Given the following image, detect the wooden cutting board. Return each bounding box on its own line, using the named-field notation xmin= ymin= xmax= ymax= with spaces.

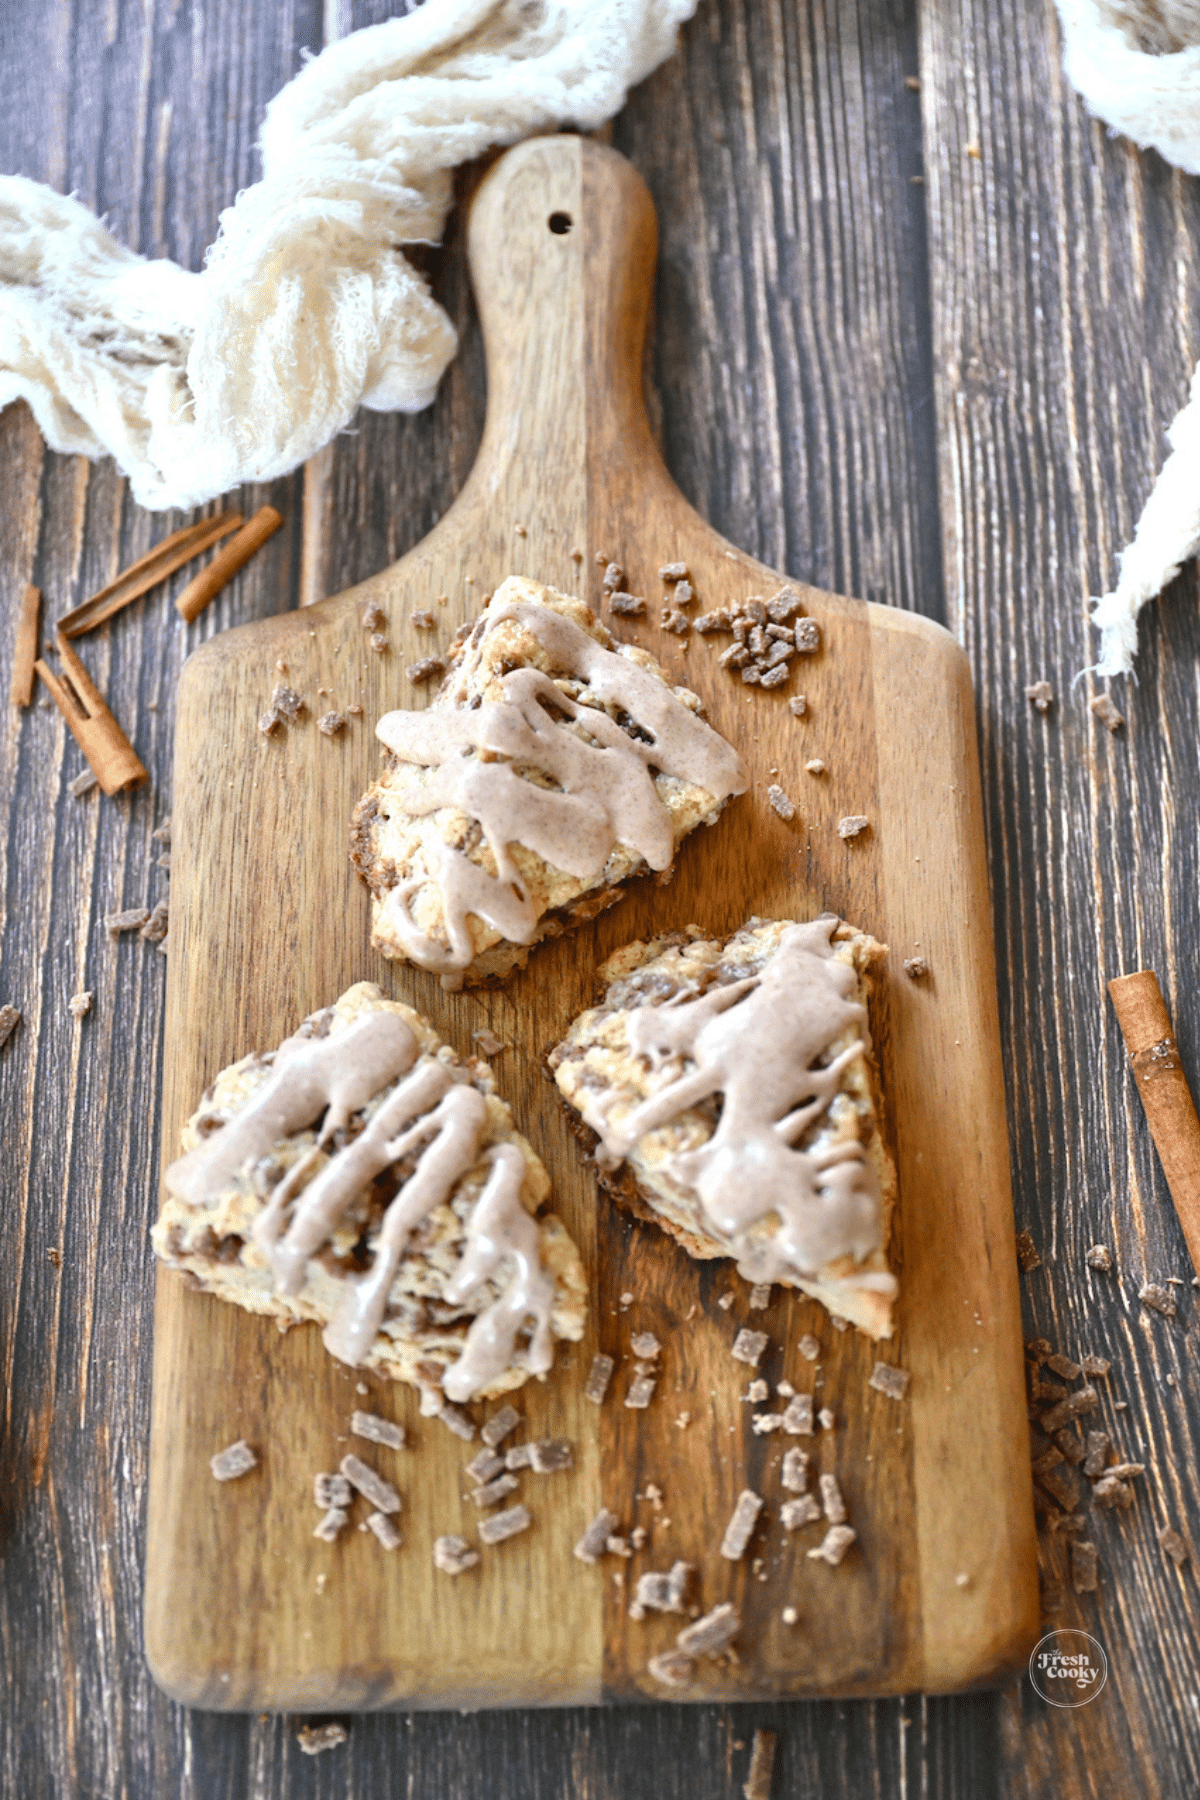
xmin=145 ymin=136 xmax=1038 ymax=1711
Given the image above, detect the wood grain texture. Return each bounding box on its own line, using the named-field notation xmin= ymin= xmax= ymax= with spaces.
xmin=145 ymin=134 xmax=1035 ymax=1711
xmin=919 ymin=3 xmax=1200 ymax=1797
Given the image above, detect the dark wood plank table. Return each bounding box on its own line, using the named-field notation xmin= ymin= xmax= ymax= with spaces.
xmin=2 ymin=1 xmax=1197 ymax=1794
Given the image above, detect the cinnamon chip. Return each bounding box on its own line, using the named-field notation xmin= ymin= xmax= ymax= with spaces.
xmin=731 ymin=1329 xmax=769 ymax=1367
xmin=659 ymin=563 xmax=688 ymax=582
xmin=837 ymin=815 xmax=869 ymax=840
xmin=0 ymin=1005 xmax=21 ymax=1051
xmin=676 ymin=1601 xmax=740 ymax=1656
xmin=366 ymin=1511 xmax=402 ymax=1550
xmin=819 ymin=1473 xmax=847 ymax=1524
xmin=660 ymin=608 xmax=691 ymax=635
xmin=361 ymin=604 xmax=385 ymax=631
xmin=318 ymin=711 xmax=347 ymax=737
xmin=903 ymin=957 xmax=929 ymax=979
xmin=766 ymin=784 xmax=796 ymax=821
xmin=751 ymin=1413 xmax=784 ymax=1435
xmin=465 ymin=1448 xmax=504 ymax=1486
xmin=478 ymin=1503 xmax=531 ymax=1545
xmin=1080 ymin=1354 xmax=1110 ymax=1377
xmin=1090 ymin=693 xmax=1124 ymax=732
xmin=468 ymin=1473 xmax=520 ymax=1508
xmin=210 ymin=1440 xmax=257 ymax=1482
xmin=602 ymin=563 xmax=624 ymax=592
xmin=781 ymin=1493 xmax=822 ymax=1529
xmin=69 ymin=770 xmax=99 ymax=797
xmin=339 ymin=1453 xmax=400 ymax=1514
xmin=68 ymin=992 xmax=92 ymax=1019
xmin=719 ymin=1489 xmax=763 ymax=1561
xmin=793 ymin=618 xmax=820 ymax=654
xmin=472 ymin=1028 xmax=507 ymax=1057
xmin=1038 ymin=1387 xmax=1099 ymax=1433
xmin=480 ymin=1405 xmax=521 ymax=1449
xmin=406 ymin=657 xmax=445 ymax=685
xmin=788 ymin=695 xmax=807 ymax=716
xmin=574 ymin=1507 xmax=618 ymax=1565
xmin=312 ymin=1507 xmax=349 ymax=1543
xmin=781 ymin=1448 xmax=809 ymax=1492
xmin=504 ymin=1445 xmax=531 ymax=1471
xmin=1025 ymin=680 xmax=1054 ymax=712
xmin=1139 ymin=1282 xmax=1177 ymax=1317
xmin=633 ymin=1562 xmax=692 ymax=1614
xmin=584 ymin=1354 xmax=615 ymax=1405
xmin=610 ymin=594 xmax=646 ymax=616
xmin=807 ymin=1524 xmax=856 ymax=1565
xmin=1159 ymin=1525 xmax=1190 ymax=1567
xmin=1015 ymin=1229 xmax=1042 ymax=1272
xmin=410 ymin=610 xmax=436 ymax=629
xmin=529 ymin=1438 xmax=573 ymax=1473
xmin=433 ymin=1534 xmax=480 ymax=1574
xmin=436 ymin=1403 xmax=476 ymax=1441
xmin=1092 ymin=1473 xmax=1134 ymax=1511
xmin=350 ymin=1411 xmax=405 ymax=1450
xmin=297 ymin=1724 xmax=347 ymax=1756
xmin=868 ymin=1362 xmax=910 ymax=1400
xmin=797 ymin=1334 xmax=820 ymax=1361
xmin=648 ymin=1649 xmax=694 ymax=1687
xmin=140 ymin=900 xmax=169 ymax=943
xmin=782 ymin=1393 xmax=813 ymax=1435
xmin=630 ymin=1332 xmax=661 ymax=1360
xmin=759 ymin=665 xmax=789 ymax=688
xmin=105 ymin=907 xmax=151 ymax=934
xmin=624 ymin=1373 xmax=657 ymax=1409
xmin=1086 ymin=1245 xmax=1113 ymax=1271
xmin=1071 ymin=1539 xmax=1099 ymax=1594
xmin=313 ymin=1472 xmax=352 ymax=1509
xmin=271 ymin=684 xmax=305 ymax=721
xmin=743 ymin=1729 xmax=777 ymax=1800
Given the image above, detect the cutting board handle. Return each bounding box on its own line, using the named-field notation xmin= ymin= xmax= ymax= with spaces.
xmin=465 ymin=135 xmax=662 ymax=502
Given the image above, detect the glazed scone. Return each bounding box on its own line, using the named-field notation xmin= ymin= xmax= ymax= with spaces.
xmin=154 ymin=982 xmax=586 ymax=1403
xmin=549 ymin=916 xmax=898 ymax=1338
xmin=350 ymin=577 xmax=747 ymax=985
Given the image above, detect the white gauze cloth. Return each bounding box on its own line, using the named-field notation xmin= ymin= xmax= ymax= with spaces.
xmin=1056 ymin=1 xmax=1200 ymax=673
xmin=0 ymin=0 xmax=695 ymax=512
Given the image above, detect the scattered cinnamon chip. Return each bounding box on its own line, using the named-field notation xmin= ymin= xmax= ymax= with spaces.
xmin=584 ymin=1354 xmax=615 ymax=1405
xmin=630 ymin=1332 xmax=661 ymax=1360
xmin=258 ymin=709 xmax=282 ymax=737
xmin=743 ymin=1729 xmax=777 ymax=1800
xmin=574 ymin=1508 xmax=618 ymax=1565
xmin=313 ymin=1472 xmax=352 ymax=1509
xmin=1046 ymin=1353 xmax=1081 ymax=1380
xmin=318 ymin=711 xmax=347 ymax=737
xmin=1071 ymin=1538 xmax=1099 ymax=1593
xmin=748 ymin=1282 xmax=771 ymax=1309
xmin=798 ymin=1335 xmax=820 ymax=1361
xmin=296 ymin=1723 xmax=347 ymax=1756
xmin=625 ymin=1373 xmax=657 ymax=1409
xmin=1090 ymin=693 xmax=1124 ymax=732
xmin=732 ymin=1329 xmax=769 ymax=1367
xmin=466 ymin=1448 xmax=504 ymax=1486
xmin=369 ymin=633 xmax=389 ymax=655
xmin=788 ymin=695 xmax=807 ymax=716
xmin=151 ymin=817 xmax=171 ymax=845
xmin=478 ymin=1503 xmax=531 ymax=1545
xmin=504 ymin=1445 xmax=531 ymax=1471
xmin=837 ymin=815 xmax=869 ymax=840
xmin=366 ymin=1511 xmax=402 ymax=1549
xmin=469 ymin=1473 xmax=520 ymax=1509
xmin=1086 ymin=1245 xmax=1112 ymax=1272
xmin=610 ymin=594 xmax=645 ymax=617
xmin=868 ymin=1362 xmax=910 ymax=1400
xmin=472 ymin=1028 xmax=506 ymax=1057
xmin=1092 ymin=1473 xmax=1134 ymax=1511
xmin=105 ymin=907 xmax=151 ymax=935
xmin=69 ymin=770 xmax=99 ymax=798
xmin=406 ymin=656 xmax=444 ymax=685
xmin=350 ymin=1411 xmax=405 ymax=1450
xmin=362 ymin=604 xmax=385 ymax=631
xmin=271 ymin=684 xmax=305 ymax=721
xmin=633 ymin=1561 xmax=692 ymax=1614
xmin=529 ymin=1439 xmax=573 ymax=1474
xmin=68 ymin=992 xmax=92 ymax=1019
xmin=433 ymin=1534 xmax=479 ymax=1575
xmin=766 ymin=784 xmax=796 ymax=821
xmin=782 ymin=1394 xmax=813 ymax=1435
xmin=0 ymin=1005 xmax=21 ymax=1051
xmin=781 ymin=1448 xmax=809 ymax=1492
xmin=339 ymin=1454 xmax=400 ymax=1514
xmin=1025 ymin=680 xmax=1054 ymax=712
xmin=819 ymin=1473 xmax=847 ymax=1524
xmin=480 ymin=1405 xmax=521 ymax=1449
xmin=659 ymin=562 xmax=688 ymax=582
xmin=648 ymin=1649 xmax=694 ymax=1687
xmin=903 ymin=957 xmax=929 ymax=980
xmin=660 ymin=607 xmax=690 ymax=635
xmin=1015 ymin=1229 xmax=1042 ymax=1272
xmin=602 ymin=563 xmax=624 ymax=592
xmin=808 ymin=1524 xmax=856 ymax=1566
xmin=1039 ymin=1387 xmax=1098 ymax=1433
xmin=719 ymin=1489 xmax=763 ymax=1561
xmin=1139 ymin=1282 xmax=1177 ymax=1317
xmin=751 ymin=1413 xmax=784 ymax=1435
xmin=410 ymin=610 xmax=436 ymax=629
xmin=1039 ymin=1466 xmax=1078 ymax=1512
xmin=210 ymin=1440 xmax=257 ymax=1481
xmin=312 ymin=1507 xmax=349 ymax=1542
xmin=781 ymin=1494 xmax=822 ymax=1529
xmin=1080 ymin=1354 xmax=1110 ymax=1377
xmin=140 ymin=901 xmax=169 ymax=944
xmin=676 ymin=1602 xmax=740 ymax=1656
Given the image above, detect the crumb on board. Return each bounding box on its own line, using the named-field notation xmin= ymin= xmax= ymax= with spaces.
xmin=1086 ymin=1245 xmax=1112 ymax=1272
xmin=271 ymin=684 xmax=305 ymax=721
xmin=574 ymin=1508 xmax=619 ymax=1566
xmin=1139 ymin=1283 xmax=1177 ymax=1318
xmin=745 ymin=1379 xmax=769 ymax=1404
xmin=478 ymin=1504 xmax=531 ymax=1545
xmin=818 ymin=1407 xmax=835 ymax=1432
xmin=410 ymin=610 xmax=436 ymax=629
xmin=314 ymin=1472 xmax=352 ymax=1509
xmin=798 ymin=1335 xmax=820 ymax=1361
xmin=868 ymin=1363 xmax=910 ymax=1400
xmin=69 ymin=770 xmax=99 ymax=797
xmin=776 ymin=1379 xmax=794 ymax=1398
xmin=837 ymin=815 xmax=869 ymax=840
xmin=406 ymin=656 xmax=445 ymax=685
xmin=659 ymin=562 xmax=688 ymax=582
xmin=743 ymin=1728 xmax=777 ymax=1800
xmin=808 ymin=1524 xmax=856 ymax=1566
xmin=1015 ymin=1229 xmax=1042 ymax=1272
xmin=68 ymin=992 xmax=92 ymax=1019
xmin=0 ymin=1005 xmax=22 ymax=1051
xmin=630 ymin=1332 xmax=661 ymax=1360
xmin=633 ymin=1562 xmax=692 ymax=1615
xmin=625 ymin=1373 xmax=657 ymax=1409
xmin=1081 ymin=1354 xmax=1110 ymax=1377
xmin=676 ymin=1602 xmax=740 ymax=1657
xmin=903 ymin=956 xmax=929 ymax=980
xmin=661 ymin=607 xmax=690 ymax=635
xmin=472 ymin=1027 xmax=506 ymax=1057
xmin=313 ymin=1507 xmax=349 ymax=1542
xmin=1092 ymin=1473 xmax=1134 ymax=1512
xmin=717 ymin=1292 xmax=736 ymax=1311
xmin=434 ymin=1534 xmax=480 ymax=1575
xmin=789 ymin=695 xmax=807 ymax=716
xmin=210 ymin=1440 xmax=257 ymax=1482
xmin=296 ymin=1723 xmax=347 ymax=1756
xmin=339 ymin=1454 xmax=400 ymax=1515
xmin=258 ymin=709 xmax=282 ymax=736
xmin=140 ymin=900 xmax=169 ymax=944
xmin=602 ymin=562 xmax=623 ymax=591
xmin=1090 ymin=693 xmax=1124 ymax=732
xmin=732 ymin=1329 xmax=769 ymax=1367
xmin=351 ymin=1411 xmax=405 ymax=1450
xmin=105 ymin=907 xmax=151 ymax=934
xmin=1025 ymin=680 xmax=1054 ymax=712
xmin=318 ymin=711 xmax=347 ymax=737
xmin=481 ymin=1405 xmax=521 ymax=1449
xmin=607 ymin=1534 xmax=632 ymax=1558
xmin=370 ymin=633 xmax=389 ymax=655
xmin=362 ymin=604 xmax=385 ymax=631
xmin=610 ymin=594 xmax=645 ymax=617
xmin=619 ymin=1291 xmax=634 ymax=1309
xmin=752 ymin=1413 xmax=784 ymax=1435
xmin=720 ymin=1489 xmax=763 ymax=1561
xmin=584 ymin=1354 xmax=615 ymax=1405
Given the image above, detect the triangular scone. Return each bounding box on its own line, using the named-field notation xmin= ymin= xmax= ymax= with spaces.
xmin=153 ymin=982 xmax=586 ymax=1403
xmin=549 ymin=917 xmax=898 ymax=1338
xmin=350 ymin=577 xmax=747 ymax=986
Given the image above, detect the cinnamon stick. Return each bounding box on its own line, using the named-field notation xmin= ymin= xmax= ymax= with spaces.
xmin=175 ymin=505 xmax=283 ymax=624
xmin=34 ymin=634 xmax=148 ymax=795
xmin=1109 ymin=969 xmax=1200 ymax=1276
xmin=57 ymin=512 xmax=243 ymax=639
xmin=11 ymin=583 xmax=41 ymax=708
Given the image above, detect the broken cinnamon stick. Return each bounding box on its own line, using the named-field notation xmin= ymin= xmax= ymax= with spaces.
xmin=57 ymin=513 xmax=243 ymax=639
xmin=11 ymin=584 xmax=41 ymax=708
xmin=175 ymin=506 xmax=283 ymax=624
xmin=1109 ymin=970 xmax=1200 ymax=1277
xmin=34 ymin=634 xmax=147 ymax=795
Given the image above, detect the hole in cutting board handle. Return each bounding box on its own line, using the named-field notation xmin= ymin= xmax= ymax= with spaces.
xmin=547 ymin=211 xmax=572 ymax=234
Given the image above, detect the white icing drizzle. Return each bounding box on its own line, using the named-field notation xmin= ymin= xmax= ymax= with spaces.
xmin=585 ymin=918 xmax=897 ymax=1288
xmin=375 ymin=598 xmax=748 ymax=971
xmin=164 ymin=1008 xmax=559 ymax=1397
